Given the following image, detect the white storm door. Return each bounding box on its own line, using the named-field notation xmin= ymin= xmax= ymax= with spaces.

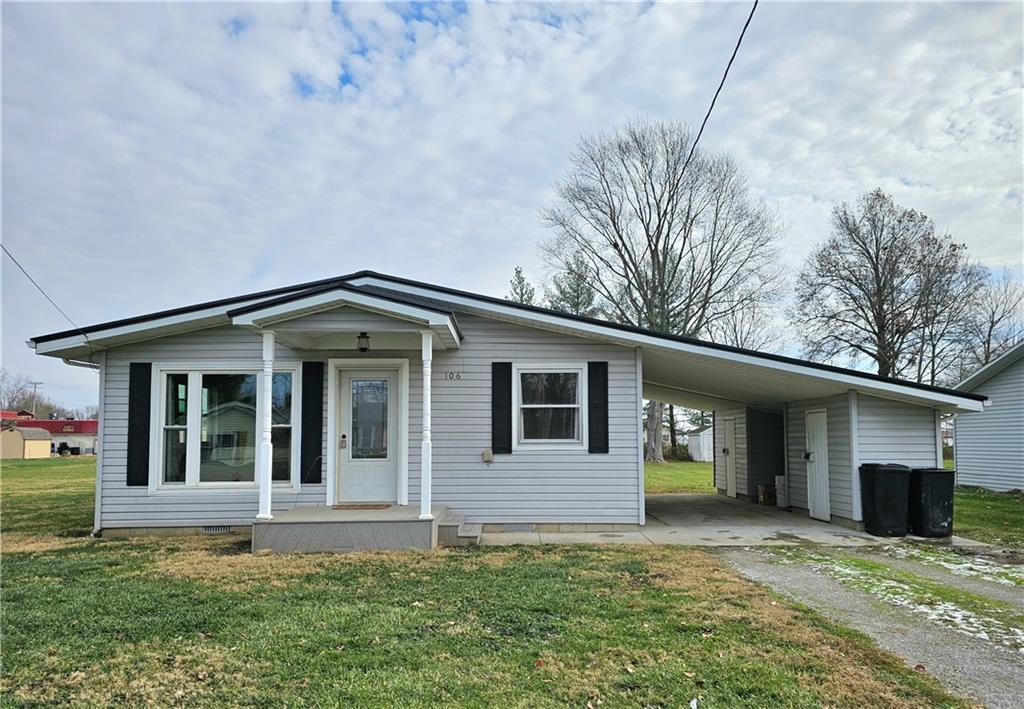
xmin=805 ymin=410 xmax=831 ymax=521
xmin=338 ymin=371 xmax=398 ymax=503
xmin=724 ymin=418 xmax=737 ymax=498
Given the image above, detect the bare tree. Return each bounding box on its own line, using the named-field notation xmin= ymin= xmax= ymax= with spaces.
xmin=793 ymin=189 xmax=983 ymax=380
xmin=0 ymin=368 xmax=34 ymax=411
xmin=962 ymin=268 xmax=1024 ymax=374
xmin=544 ymin=251 xmax=599 ymax=317
xmin=706 ymin=296 xmax=780 ymax=351
xmin=506 ymin=266 xmax=536 ymax=305
xmin=541 ymin=119 xmax=782 ymax=461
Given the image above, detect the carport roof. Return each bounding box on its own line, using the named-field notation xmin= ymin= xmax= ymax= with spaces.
xmin=29 ymin=270 xmax=985 ymax=413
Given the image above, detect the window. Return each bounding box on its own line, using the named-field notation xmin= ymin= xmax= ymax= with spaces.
xmin=271 ymin=372 xmax=292 ymax=481
xmin=163 ymin=373 xmax=188 ymax=483
xmin=199 ymin=374 xmax=256 ymax=482
xmin=516 ymin=367 xmax=585 ymax=445
xmin=155 ymin=367 xmax=298 ymax=488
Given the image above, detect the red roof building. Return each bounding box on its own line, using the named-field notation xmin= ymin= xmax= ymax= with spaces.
xmin=17 ymin=420 xmax=98 ymax=435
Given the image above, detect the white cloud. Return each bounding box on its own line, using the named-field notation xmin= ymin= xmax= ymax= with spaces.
xmin=2 ymin=1 xmax=1021 ymax=407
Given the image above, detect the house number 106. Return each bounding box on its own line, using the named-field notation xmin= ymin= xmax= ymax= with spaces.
xmin=441 ymin=372 xmax=461 ymax=381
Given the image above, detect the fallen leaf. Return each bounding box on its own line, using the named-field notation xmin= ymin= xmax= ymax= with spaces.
xmin=535 ymin=659 xmax=545 ymax=668
xmin=684 ymin=671 xmax=695 ymax=678
xmin=914 ymin=664 xmax=926 ymax=673
xmin=196 ymin=671 xmax=209 ymax=682
xmin=625 ymin=665 xmax=635 ymax=674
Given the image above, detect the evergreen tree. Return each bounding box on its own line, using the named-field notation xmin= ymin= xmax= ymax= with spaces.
xmin=506 ymin=266 xmax=536 ymax=305
xmin=545 ymin=252 xmax=598 ymax=317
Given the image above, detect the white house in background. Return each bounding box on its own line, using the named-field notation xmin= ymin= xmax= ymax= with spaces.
xmin=955 ymin=342 xmax=1024 ymax=492
xmin=686 ymin=425 xmax=713 ymax=462
xmin=29 ymin=270 xmax=985 ymax=552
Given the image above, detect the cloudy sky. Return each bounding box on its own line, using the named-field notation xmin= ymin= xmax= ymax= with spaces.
xmin=3 ymin=2 xmax=1022 ymax=408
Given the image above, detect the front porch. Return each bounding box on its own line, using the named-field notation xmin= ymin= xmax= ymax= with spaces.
xmin=252 ymin=505 xmax=481 ymax=553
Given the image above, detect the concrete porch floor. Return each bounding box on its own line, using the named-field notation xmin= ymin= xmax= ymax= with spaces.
xmin=479 ymin=494 xmax=884 ymax=547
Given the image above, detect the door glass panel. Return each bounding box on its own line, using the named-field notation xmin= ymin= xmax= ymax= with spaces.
xmin=351 ymin=379 xmax=388 ymax=459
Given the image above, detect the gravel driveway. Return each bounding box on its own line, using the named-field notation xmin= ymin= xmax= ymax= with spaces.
xmin=723 ymin=546 xmax=1024 ymax=708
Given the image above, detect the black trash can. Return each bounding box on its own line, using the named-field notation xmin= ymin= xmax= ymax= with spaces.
xmin=860 ymin=463 xmax=911 ymax=537
xmin=909 ymin=468 xmax=955 ymax=537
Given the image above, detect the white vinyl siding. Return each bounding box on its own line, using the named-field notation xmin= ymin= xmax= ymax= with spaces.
xmin=97 ymin=313 xmax=640 ymax=529
xmin=955 ymin=358 xmax=1024 ymax=491
xmin=272 ymin=306 xmax=424 ymax=332
xmin=785 ymin=395 xmax=853 ymax=520
xmin=857 ymin=395 xmax=940 ymax=468
xmin=428 ymin=315 xmax=639 ymax=524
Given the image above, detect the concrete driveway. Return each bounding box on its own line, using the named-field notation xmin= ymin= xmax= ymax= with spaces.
xmin=480 ymin=494 xmax=882 ymax=547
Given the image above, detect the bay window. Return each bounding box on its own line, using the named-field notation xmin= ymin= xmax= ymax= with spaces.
xmin=153 ymin=365 xmax=299 ymax=489
xmin=514 ymin=365 xmax=586 ymax=447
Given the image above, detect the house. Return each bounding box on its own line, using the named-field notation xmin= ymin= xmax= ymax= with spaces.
xmin=17 ymin=419 xmax=99 ymax=455
xmin=29 ymin=270 xmax=985 ymax=551
xmin=0 ymin=410 xmax=36 ymax=421
xmin=954 ymin=342 xmax=1024 ymax=492
xmin=685 ymin=425 xmax=713 ymax=462
xmin=0 ymin=426 xmax=52 ymax=459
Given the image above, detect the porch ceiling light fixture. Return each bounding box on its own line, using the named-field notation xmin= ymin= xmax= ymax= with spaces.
xmin=357 ymin=332 xmax=370 ymax=352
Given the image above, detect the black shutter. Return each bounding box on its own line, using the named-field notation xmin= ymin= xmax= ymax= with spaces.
xmin=300 ymin=361 xmax=325 ymax=484
xmin=126 ymin=362 xmax=152 ymax=486
xmin=588 ymin=361 xmax=609 ymax=454
xmin=491 ymin=362 xmax=513 ymax=454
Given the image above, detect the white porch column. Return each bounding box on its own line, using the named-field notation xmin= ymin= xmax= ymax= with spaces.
xmin=257 ymin=331 xmax=275 ymax=520
xmin=419 ymin=330 xmax=434 ymax=519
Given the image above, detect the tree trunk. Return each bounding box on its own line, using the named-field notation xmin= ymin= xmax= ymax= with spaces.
xmin=667 ymin=405 xmax=678 ymax=458
xmin=645 ymin=401 xmax=665 ymax=463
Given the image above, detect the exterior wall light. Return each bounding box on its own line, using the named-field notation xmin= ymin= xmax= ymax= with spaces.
xmin=357 ymin=332 xmax=370 ymax=352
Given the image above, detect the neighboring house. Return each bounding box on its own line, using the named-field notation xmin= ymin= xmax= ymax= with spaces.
xmin=685 ymin=425 xmax=713 ymax=462
xmin=17 ymin=419 xmax=99 ymax=455
xmin=954 ymin=342 xmax=1024 ymax=492
xmin=1 ymin=426 xmax=52 ymax=459
xmin=29 ymin=270 xmax=985 ymax=549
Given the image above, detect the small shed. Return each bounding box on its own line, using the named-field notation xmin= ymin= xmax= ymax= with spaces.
xmin=686 ymin=425 xmax=714 ymax=462
xmin=955 ymin=343 xmax=1024 ymax=492
xmin=1 ymin=427 xmax=52 ymax=459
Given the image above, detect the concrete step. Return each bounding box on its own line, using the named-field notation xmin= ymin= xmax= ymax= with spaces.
xmin=455 ymin=522 xmax=482 ymax=546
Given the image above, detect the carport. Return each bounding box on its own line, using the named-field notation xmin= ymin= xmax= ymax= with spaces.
xmin=635 ymin=337 xmax=985 ymax=529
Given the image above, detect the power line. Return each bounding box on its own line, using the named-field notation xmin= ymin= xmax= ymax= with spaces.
xmin=1 ymin=243 xmax=92 ymax=351
xmin=681 ymin=0 xmax=759 ymax=175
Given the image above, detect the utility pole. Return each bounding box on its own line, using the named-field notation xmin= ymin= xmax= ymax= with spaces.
xmin=30 ymin=381 xmax=43 ymax=417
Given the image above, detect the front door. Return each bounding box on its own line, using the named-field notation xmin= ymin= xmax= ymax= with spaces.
xmin=805 ymin=410 xmax=831 ymax=521
xmin=338 ymin=370 xmax=398 ymax=502
xmin=723 ymin=418 xmax=738 ymax=498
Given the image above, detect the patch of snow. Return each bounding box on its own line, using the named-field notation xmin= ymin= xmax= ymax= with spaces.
xmin=768 ymin=548 xmax=1024 ymax=655
xmin=884 ymin=544 xmax=1024 ymax=588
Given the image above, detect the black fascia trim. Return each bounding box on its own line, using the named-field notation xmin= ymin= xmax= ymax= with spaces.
xmin=31 ymin=270 xmax=378 ymax=344
xmin=351 ymin=271 xmax=988 ymax=403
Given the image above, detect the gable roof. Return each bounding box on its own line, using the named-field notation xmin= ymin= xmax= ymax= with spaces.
xmin=957 ymin=341 xmax=1024 ymax=392
xmin=29 ymin=269 xmax=986 ymax=411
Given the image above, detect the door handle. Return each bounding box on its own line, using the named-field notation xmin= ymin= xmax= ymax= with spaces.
xmin=339 ymin=434 xmax=348 ymax=450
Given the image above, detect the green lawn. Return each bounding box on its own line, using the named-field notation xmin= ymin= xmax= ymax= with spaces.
xmin=0 ymin=458 xmax=965 ymax=707
xmin=644 ymin=460 xmax=715 ymax=494
xmin=954 ymin=486 xmax=1024 ymax=548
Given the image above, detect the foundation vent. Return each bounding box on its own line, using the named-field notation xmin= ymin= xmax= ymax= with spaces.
xmin=504 ymin=522 xmax=534 ymax=533
xmin=202 ymin=525 xmax=231 ymax=534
